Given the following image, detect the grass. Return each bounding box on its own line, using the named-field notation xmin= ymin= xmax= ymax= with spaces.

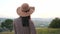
xmin=0 ymin=32 xmax=14 ymax=34
xmin=0 ymin=28 xmax=60 ymax=34
xmin=36 ymin=28 xmax=60 ymax=34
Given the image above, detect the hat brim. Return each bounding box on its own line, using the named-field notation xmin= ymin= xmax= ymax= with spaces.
xmin=17 ymin=7 xmax=35 ymax=17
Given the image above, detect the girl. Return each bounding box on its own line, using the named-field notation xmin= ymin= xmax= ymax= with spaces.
xmin=13 ymin=3 xmax=36 ymax=34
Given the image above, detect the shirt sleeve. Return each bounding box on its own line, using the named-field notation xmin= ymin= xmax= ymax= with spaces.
xmin=13 ymin=21 xmax=17 ymax=34
xmin=29 ymin=20 xmax=36 ymax=34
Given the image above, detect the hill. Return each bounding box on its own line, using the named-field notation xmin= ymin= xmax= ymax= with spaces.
xmin=0 ymin=18 xmax=53 ymax=28
xmin=32 ymin=18 xmax=52 ymax=28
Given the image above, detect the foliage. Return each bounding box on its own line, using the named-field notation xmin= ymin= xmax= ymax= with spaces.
xmin=1 ymin=19 xmax=13 ymax=32
xmin=49 ymin=17 xmax=60 ymax=28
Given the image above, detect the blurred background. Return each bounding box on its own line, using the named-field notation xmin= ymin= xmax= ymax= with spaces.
xmin=0 ymin=0 xmax=60 ymax=34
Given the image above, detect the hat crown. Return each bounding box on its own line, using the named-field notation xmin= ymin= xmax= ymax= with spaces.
xmin=21 ymin=3 xmax=29 ymax=9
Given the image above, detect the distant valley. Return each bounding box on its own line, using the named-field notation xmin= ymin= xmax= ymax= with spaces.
xmin=0 ymin=18 xmax=53 ymax=28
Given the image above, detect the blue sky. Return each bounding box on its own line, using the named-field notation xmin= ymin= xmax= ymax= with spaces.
xmin=0 ymin=0 xmax=60 ymax=18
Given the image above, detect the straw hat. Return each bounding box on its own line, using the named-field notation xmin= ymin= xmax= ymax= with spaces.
xmin=17 ymin=3 xmax=35 ymax=17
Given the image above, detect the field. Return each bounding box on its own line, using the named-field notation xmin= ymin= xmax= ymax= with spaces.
xmin=36 ymin=28 xmax=60 ymax=34
xmin=0 ymin=28 xmax=60 ymax=34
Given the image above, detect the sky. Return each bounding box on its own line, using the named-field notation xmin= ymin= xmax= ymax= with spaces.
xmin=0 ymin=0 xmax=60 ymax=18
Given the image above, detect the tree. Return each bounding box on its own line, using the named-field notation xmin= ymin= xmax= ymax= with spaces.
xmin=48 ymin=18 xmax=60 ymax=28
xmin=1 ymin=19 xmax=13 ymax=32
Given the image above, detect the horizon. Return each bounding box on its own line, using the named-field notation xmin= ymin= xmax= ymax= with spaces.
xmin=0 ymin=16 xmax=59 ymax=19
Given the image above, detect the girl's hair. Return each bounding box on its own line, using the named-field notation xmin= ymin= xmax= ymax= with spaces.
xmin=20 ymin=16 xmax=30 ymax=27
